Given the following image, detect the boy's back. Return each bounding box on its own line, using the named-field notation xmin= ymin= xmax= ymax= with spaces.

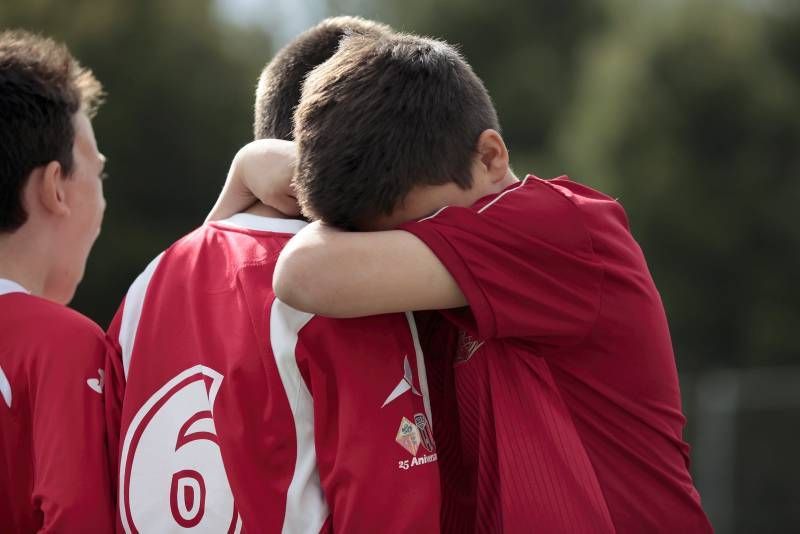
xmin=401 ymin=176 xmax=711 ymax=532
xmin=108 ymin=213 xmax=440 ymax=533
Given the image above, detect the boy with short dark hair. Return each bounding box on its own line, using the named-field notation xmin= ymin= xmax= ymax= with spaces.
xmin=0 ymin=30 xmax=115 ymax=531
xmin=253 ymin=17 xmax=391 ymax=142
xmin=111 ymin=18 xmax=441 ymax=532
xmin=225 ymin=32 xmax=713 ymax=532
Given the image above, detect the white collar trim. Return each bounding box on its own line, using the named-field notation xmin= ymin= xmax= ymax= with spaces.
xmin=0 ymin=278 xmax=30 ymax=296
xmin=214 ymin=213 xmax=308 ymax=235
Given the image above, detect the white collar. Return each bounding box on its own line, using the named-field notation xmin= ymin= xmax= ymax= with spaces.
xmin=0 ymin=278 xmax=30 ymax=296
xmin=214 ymin=213 xmax=308 ymax=235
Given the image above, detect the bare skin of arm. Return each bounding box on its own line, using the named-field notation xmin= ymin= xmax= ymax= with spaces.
xmin=207 ymin=139 xmax=466 ymax=317
xmin=206 ymin=139 xmax=300 ymax=222
xmin=273 ymin=221 xmax=466 ymax=317
xmin=209 ymin=130 xmax=514 ymax=317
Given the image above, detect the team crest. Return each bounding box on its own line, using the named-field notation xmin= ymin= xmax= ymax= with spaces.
xmin=396 ymin=416 xmax=422 ymax=456
xmin=414 ymin=413 xmax=436 ymax=453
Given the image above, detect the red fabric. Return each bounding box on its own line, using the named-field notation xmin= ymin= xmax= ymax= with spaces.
xmin=292 ymin=312 xmax=440 ymax=534
xmin=414 ymin=311 xmax=476 ymax=534
xmin=107 ymin=220 xmax=440 ymax=533
xmin=0 ymin=293 xmax=116 ymax=533
xmin=401 ymin=176 xmax=712 ymax=533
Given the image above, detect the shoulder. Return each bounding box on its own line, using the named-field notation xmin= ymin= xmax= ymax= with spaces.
xmin=540 ymin=175 xmax=632 ymax=232
xmin=0 ymin=294 xmax=107 ymax=368
xmin=2 ymin=293 xmax=104 ymax=340
xmin=414 ymin=176 xmax=598 ymax=255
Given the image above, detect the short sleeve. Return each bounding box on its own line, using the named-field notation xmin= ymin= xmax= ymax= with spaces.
xmin=401 ymin=178 xmax=603 ymax=346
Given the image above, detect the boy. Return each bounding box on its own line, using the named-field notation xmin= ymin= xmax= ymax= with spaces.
xmin=225 ymin=33 xmax=713 ymax=533
xmin=0 ymin=31 xmax=116 ymax=531
xmin=108 ymin=18 xmax=440 ymax=533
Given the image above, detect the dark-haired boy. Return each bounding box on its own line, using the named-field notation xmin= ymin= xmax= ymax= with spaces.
xmin=0 ymin=31 xmax=116 ymax=531
xmin=224 ymin=32 xmax=713 ymax=532
xmin=108 ymin=18 xmax=441 ymax=532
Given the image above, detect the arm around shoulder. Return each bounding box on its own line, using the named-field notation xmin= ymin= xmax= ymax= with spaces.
xmin=273 ymin=221 xmax=466 ymax=318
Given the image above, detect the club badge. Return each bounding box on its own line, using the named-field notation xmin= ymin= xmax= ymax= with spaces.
xmin=395 ymin=416 xmax=422 ymax=456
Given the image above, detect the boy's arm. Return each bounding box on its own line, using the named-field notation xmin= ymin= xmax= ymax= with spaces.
xmin=274 ymin=221 xmax=466 ymax=318
xmin=281 ymin=181 xmax=604 ymax=342
xmin=206 ymin=139 xmax=300 ymax=222
xmin=207 ymin=140 xmax=462 ymax=316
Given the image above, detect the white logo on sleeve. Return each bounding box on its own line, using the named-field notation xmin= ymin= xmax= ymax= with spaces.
xmin=382 ymin=355 xmax=422 ymax=408
xmin=87 ymin=368 xmax=104 ymax=394
xmin=0 ymin=364 xmax=11 ymax=408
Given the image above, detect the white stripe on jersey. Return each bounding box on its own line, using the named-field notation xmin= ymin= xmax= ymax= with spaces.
xmin=119 ymin=253 xmax=164 ymax=378
xmin=0 ymin=364 xmax=11 ymax=408
xmin=215 ymin=213 xmax=308 ymax=234
xmin=476 ymin=176 xmax=530 ymax=214
xmin=0 ymin=278 xmax=30 ymax=295
xmin=269 ymin=299 xmax=329 ymax=534
xmin=405 ymin=311 xmax=433 ymax=430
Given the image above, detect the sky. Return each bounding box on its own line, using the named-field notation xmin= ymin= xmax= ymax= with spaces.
xmin=214 ymin=0 xmax=330 ymax=46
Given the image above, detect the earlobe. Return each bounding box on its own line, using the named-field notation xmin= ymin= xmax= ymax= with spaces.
xmin=38 ymin=161 xmax=70 ymax=217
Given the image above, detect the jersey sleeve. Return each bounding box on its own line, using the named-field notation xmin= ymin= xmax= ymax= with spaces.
xmin=29 ymin=322 xmax=116 ymax=532
xmin=293 ymin=312 xmax=441 ymax=533
xmin=400 ymin=178 xmax=604 ymax=346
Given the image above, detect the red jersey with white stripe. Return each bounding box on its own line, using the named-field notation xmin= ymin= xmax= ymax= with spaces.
xmin=0 ymin=279 xmax=116 ymax=533
xmin=107 ymin=213 xmax=439 ymax=534
xmin=401 ymin=176 xmax=712 ymax=533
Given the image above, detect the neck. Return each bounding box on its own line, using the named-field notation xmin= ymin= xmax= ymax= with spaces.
xmin=500 ymin=169 xmax=519 ymax=189
xmin=0 ymin=227 xmax=50 ymax=296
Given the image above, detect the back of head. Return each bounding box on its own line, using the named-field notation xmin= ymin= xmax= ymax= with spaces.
xmin=293 ymin=33 xmax=500 ymax=229
xmin=253 ymin=16 xmax=391 ymax=141
xmin=0 ymin=30 xmax=103 ymax=232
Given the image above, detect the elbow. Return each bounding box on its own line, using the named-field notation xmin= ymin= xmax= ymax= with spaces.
xmin=273 ymin=245 xmax=328 ymax=314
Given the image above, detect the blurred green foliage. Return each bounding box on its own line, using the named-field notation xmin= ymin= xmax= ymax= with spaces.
xmin=1 ymin=0 xmax=271 ymax=323
xmin=2 ymin=0 xmax=797 ymax=371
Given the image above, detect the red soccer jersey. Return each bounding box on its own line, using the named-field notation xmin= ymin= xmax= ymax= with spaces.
xmin=0 ymin=279 xmax=116 ymax=533
xmin=107 ymin=213 xmax=439 ymax=533
xmin=401 ymin=176 xmax=713 ymax=533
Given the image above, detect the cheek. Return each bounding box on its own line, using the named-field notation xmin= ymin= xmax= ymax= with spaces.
xmin=90 ymin=181 xmax=106 ymax=223
xmin=97 ymin=189 xmax=107 ymax=221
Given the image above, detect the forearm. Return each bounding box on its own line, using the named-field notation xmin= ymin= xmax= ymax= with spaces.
xmin=274 ymin=222 xmax=465 ymax=317
xmin=205 ymin=158 xmax=256 ymax=222
xmin=207 ymin=139 xmax=299 ymax=222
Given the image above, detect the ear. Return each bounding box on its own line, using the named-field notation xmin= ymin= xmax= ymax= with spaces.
xmin=475 ymin=129 xmax=509 ymax=184
xmin=37 ymin=161 xmax=70 ymax=217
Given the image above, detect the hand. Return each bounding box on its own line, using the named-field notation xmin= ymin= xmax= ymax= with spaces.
xmin=206 ymin=139 xmax=300 ymax=221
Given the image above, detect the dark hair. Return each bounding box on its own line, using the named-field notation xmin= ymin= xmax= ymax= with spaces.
xmin=253 ymin=16 xmax=391 ymax=141
xmin=294 ymin=33 xmax=500 ymax=228
xmin=0 ymin=30 xmax=103 ymax=232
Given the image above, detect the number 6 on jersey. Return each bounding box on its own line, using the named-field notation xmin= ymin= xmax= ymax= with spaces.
xmin=120 ymin=365 xmax=241 ymax=533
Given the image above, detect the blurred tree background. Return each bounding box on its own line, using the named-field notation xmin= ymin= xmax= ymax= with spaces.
xmin=2 ymin=0 xmax=798 ymax=531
